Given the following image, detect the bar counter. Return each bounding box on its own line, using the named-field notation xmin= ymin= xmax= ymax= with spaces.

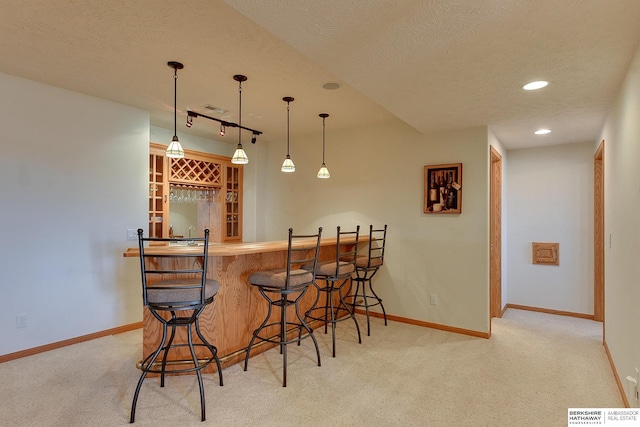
xmin=123 ymin=236 xmax=365 ymax=371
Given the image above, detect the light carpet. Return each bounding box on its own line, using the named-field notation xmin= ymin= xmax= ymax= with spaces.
xmin=0 ymin=309 xmax=623 ymax=426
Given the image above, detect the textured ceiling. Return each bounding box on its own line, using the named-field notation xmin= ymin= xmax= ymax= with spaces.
xmin=1 ymin=0 xmax=639 ymax=150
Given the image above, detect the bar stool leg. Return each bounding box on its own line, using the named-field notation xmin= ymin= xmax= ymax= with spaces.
xmin=339 ymin=278 xmax=362 ymax=345
xmin=296 ymin=292 xmax=322 ymax=368
xmin=130 ymin=316 xmax=169 ymax=423
xmin=160 ymin=312 xmax=178 ymax=387
xmin=194 ymin=317 xmax=223 ymax=386
xmin=244 ymin=295 xmax=273 ymax=371
xmin=281 ymin=294 xmax=288 ymax=387
xmin=367 ymin=273 xmax=387 ymax=326
xmin=186 ymin=322 xmax=206 ymax=421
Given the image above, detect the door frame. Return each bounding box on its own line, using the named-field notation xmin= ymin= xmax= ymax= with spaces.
xmin=490 ymin=146 xmax=503 ymax=324
xmin=594 ymin=140 xmax=604 ymax=323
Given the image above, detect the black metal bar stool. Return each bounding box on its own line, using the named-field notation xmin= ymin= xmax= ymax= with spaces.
xmin=303 ymin=226 xmax=361 ymax=357
xmin=130 ymin=228 xmax=223 ymax=423
xmin=243 ymin=227 xmax=323 ymax=387
xmin=350 ymin=224 xmax=388 ymax=336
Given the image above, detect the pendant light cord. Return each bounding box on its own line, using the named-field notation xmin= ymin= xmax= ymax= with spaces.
xmin=238 ymin=80 xmax=242 ymax=146
xmin=287 ymin=101 xmax=291 ymax=155
xmin=322 ymin=115 xmax=326 ymax=164
xmin=173 ymin=67 xmax=178 ymax=138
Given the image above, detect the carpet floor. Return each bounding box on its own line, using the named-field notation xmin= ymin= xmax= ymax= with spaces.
xmin=0 ymin=309 xmax=623 ymax=426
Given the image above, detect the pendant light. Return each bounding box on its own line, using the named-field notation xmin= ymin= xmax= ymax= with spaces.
xmin=317 ymin=113 xmax=330 ymax=179
xmin=231 ymin=74 xmax=249 ymax=164
xmin=165 ymin=61 xmax=185 ymax=159
xmin=281 ymin=96 xmax=295 ymax=172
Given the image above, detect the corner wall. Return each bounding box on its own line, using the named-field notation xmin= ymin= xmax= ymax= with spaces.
xmin=259 ymin=120 xmax=491 ymax=333
xmin=599 ymin=40 xmax=640 ymax=406
xmin=0 ymin=73 xmax=148 ymax=355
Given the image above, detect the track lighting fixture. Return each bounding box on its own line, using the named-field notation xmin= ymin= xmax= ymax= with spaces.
xmin=317 ymin=113 xmax=330 ymax=179
xmin=186 ymin=110 xmax=262 ymax=139
xmin=231 ymin=75 xmax=249 ymax=164
xmin=186 ymin=114 xmax=193 ymax=128
xmin=166 ymin=61 xmax=185 ymax=159
xmin=281 ymin=96 xmax=295 ymax=173
xmin=219 ymin=124 xmax=225 ymax=136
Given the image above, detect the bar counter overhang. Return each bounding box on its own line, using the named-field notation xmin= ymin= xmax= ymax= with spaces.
xmin=123 ymin=236 xmax=366 ymax=371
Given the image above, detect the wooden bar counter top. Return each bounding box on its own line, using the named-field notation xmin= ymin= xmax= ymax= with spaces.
xmin=123 ymin=236 xmax=365 ymax=372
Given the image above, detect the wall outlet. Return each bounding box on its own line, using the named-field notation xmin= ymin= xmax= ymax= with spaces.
xmin=127 ymin=229 xmax=138 ymax=241
xmin=16 ymin=313 xmax=28 ymax=329
xmin=430 ymin=293 xmax=438 ymax=306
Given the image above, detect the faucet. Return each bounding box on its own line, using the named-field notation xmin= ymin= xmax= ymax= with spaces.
xmin=187 ymin=225 xmax=196 ymax=246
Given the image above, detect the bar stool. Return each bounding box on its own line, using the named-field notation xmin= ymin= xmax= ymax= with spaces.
xmin=350 ymin=224 xmax=388 ymax=336
xmin=303 ymin=226 xmax=361 ymax=357
xmin=130 ymin=229 xmax=223 ymax=423
xmin=243 ymin=227 xmax=323 ymax=387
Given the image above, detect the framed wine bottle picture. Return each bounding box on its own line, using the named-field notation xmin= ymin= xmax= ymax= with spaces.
xmin=423 ymin=163 xmax=462 ymax=214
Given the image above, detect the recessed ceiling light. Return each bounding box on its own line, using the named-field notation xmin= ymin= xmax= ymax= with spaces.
xmin=322 ymin=82 xmax=341 ymax=90
xmin=534 ymin=129 xmax=552 ymax=135
xmin=523 ymin=81 xmax=548 ymax=90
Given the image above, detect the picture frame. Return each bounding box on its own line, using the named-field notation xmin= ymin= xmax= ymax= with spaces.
xmin=424 ymin=163 xmax=462 ymax=214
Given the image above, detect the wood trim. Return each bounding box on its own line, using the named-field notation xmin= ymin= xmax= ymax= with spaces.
xmin=490 ymin=146 xmax=503 ymax=320
xmin=594 ymin=140 xmax=605 ymax=322
xmin=0 ymin=322 xmax=143 ymax=363
xmin=354 ymin=310 xmax=490 ymax=339
xmin=500 ymin=304 xmax=508 ymax=317
xmin=505 ymin=303 xmax=595 ymax=320
xmin=604 ymin=338 xmax=630 ymax=408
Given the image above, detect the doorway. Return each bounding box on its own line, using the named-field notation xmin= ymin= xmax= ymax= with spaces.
xmin=490 ymin=146 xmax=503 ymax=322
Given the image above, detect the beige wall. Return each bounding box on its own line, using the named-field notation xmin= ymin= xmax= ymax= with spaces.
xmin=599 ymin=41 xmax=640 ymax=405
xmin=506 ymin=141 xmax=595 ymax=314
xmin=0 ymin=73 xmax=148 ymax=355
xmin=254 ymin=119 xmax=492 ymax=333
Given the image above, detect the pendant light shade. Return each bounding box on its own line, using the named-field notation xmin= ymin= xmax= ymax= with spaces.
xmin=281 ymin=96 xmax=296 ymax=172
xmin=231 ymin=146 xmax=248 ymax=164
xmin=282 ymin=156 xmax=295 ymax=172
xmin=317 ymin=113 xmax=330 ymax=179
xmin=231 ymin=74 xmax=249 ymax=164
xmin=166 ymin=61 xmax=185 ymax=159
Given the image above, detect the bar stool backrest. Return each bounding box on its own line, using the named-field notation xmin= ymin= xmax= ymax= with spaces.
xmin=364 ymin=224 xmax=387 ymax=269
xmin=285 ymin=227 xmax=323 ymax=290
xmin=330 ymin=225 xmax=360 ymax=277
xmin=137 ymin=228 xmax=210 ymax=309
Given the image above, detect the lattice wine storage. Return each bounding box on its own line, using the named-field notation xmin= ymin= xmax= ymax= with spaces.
xmin=169 ymin=157 xmax=222 ymax=187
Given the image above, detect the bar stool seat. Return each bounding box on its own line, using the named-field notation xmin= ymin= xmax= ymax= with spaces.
xmin=145 ymin=278 xmax=219 ymax=303
xmin=248 ymin=268 xmax=314 ymax=289
xmin=315 ymin=260 xmax=355 ymax=276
